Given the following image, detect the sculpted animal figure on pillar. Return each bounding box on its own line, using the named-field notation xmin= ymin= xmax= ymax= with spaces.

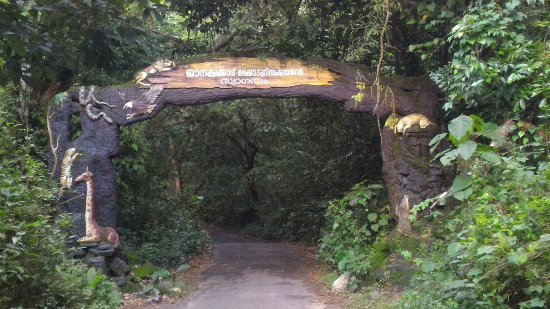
xmin=59 ymin=148 xmax=80 ymax=190
xmin=120 ymin=85 xmax=164 ymax=119
xmin=393 ymin=113 xmax=434 ymax=134
xmin=75 ymin=167 xmax=119 ymax=245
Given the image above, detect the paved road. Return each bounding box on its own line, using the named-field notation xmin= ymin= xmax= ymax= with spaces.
xmin=155 ymin=231 xmax=338 ymax=309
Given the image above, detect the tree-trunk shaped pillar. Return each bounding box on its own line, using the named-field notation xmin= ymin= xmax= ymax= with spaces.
xmin=48 ymin=56 xmax=444 ymax=236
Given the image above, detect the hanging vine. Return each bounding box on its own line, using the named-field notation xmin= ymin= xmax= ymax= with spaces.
xmin=352 ymin=0 xmax=398 ymax=146
xmin=374 ymin=0 xmax=395 ymax=147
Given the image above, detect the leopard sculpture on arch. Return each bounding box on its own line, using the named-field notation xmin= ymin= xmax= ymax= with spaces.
xmin=393 ymin=113 xmax=434 ymax=134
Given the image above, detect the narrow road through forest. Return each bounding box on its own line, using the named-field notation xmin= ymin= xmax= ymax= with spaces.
xmin=155 ymin=231 xmax=340 ymax=309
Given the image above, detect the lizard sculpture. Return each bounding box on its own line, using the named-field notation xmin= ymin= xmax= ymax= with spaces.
xmin=75 ymin=168 xmax=119 ymax=245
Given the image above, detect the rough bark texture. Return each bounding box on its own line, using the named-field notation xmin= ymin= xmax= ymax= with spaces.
xmin=48 ymin=57 xmax=443 ymax=236
xmin=49 ymin=101 xmax=120 ymax=235
xmin=382 ymin=124 xmax=444 ymax=212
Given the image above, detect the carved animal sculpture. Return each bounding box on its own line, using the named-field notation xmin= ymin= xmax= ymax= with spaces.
xmin=133 ymin=59 xmax=175 ymax=86
xmin=78 ymin=86 xmax=115 ymax=124
xmin=75 ymin=168 xmax=119 ymax=245
xmin=121 ymin=85 xmax=164 ymax=120
xmin=331 ymin=272 xmax=351 ymax=293
xmin=394 ymin=113 xmax=434 ymax=134
xmin=59 ymin=148 xmax=80 ymax=190
xmin=396 ymin=195 xmax=413 ymax=237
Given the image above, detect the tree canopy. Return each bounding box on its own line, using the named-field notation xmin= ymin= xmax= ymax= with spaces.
xmin=0 ymin=0 xmax=548 ymax=308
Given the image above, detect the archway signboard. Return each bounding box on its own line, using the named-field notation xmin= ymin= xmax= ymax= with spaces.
xmin=48 ymin=56 xmax=444 ymax=239
xmin=147 ymin=58 xmax=338 ymax=89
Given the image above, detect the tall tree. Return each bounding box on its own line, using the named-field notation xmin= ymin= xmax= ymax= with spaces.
xmin=0 ymin=0 xmax=167 ymax=130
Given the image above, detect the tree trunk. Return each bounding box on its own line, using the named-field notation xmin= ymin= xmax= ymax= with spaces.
xmin=227 ymin=109 xmax=260 ymax=204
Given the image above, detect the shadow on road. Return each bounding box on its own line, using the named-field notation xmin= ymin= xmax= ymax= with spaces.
xmin=150 ymin=230 xmax=340 ymax=309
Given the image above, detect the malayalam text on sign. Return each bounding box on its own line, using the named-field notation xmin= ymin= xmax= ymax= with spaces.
xmin=146 ymin=58 xmax=338 ymax=89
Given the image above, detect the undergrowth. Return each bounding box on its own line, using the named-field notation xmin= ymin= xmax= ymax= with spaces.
xmin=0 ymin=87 xmax=121 ymax=308
xmin=319 ymin=181 xmax=392 ymax=289
xmin=319 ymin=114 xmax=549 ymax=308
xmin=399 ymin=153 xmax=549 ymax=308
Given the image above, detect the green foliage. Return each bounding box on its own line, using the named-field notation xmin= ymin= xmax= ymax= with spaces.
xmin=430 ymin=1 xmax=548 ymax=120
xmin=0 ymin=87 xmax=121 ymax=308
xmin=319 ymin=181 xmax=391 ymax=279
xmin=123 ymin=220 xmax=209 ymax=267
xmin=118 ymin=194 xmax=209 ymax=267
xmin=402 ymin=109 xmax=549 ymax=307
xmin=126 ymin=257 xmax=180 ymax=298
xmin=118 ymin=99 xmax=381 ymax=243
xmin=135 ymin=265 xmax=184 ymax=299
xmin=0 ymin=1 xmax=153 ymax=88
xmin=234 ymin=100 xmax=380 ymax=241
xmin=133 ymin=262 xmax=157 ymax=280
xmin=426 ymin=113 xmax=546 ymax=207
xmin=405 ymin=0 xmax=469 ymax=73
xmin=116 ymin=124 xmax=209 ymax=268
xmin=401 ymin=152 xmax=549 ymax=308
xmin=346 ymin=113 xmax=548 ymax=307
xmin=392 ymin=3 xmax=550 ymax=306
xmin=115 ymin=125 xmax=151 ymax=187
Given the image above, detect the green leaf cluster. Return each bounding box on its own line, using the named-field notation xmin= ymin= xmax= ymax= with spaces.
xmin=425 ymin=113 xmax=546 ymax=208
xmin=404 ymin=111 xmax=548 ymax=308
xmin=401 ymin=150 xmax=549 ymax=308
xmin=319 ymin=181 xmax=391 ymax=279
xmin=429 ymin=1 xmax=548 ymax=120
xmin=396 ymin=3 xmax=549 ymax=306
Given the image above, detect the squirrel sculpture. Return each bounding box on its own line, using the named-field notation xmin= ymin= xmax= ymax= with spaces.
xmin=133 ymin=60 xmax=175 ymax=86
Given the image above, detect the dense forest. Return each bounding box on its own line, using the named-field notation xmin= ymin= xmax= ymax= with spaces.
xmin=0 ymin=0 xmax=548 ymax=308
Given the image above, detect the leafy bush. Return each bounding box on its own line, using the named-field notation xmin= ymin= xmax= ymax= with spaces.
xmin=397 ymin=3 xmax=549 ymax=305
xmin=319 ymin=181 xmax=391 ymax=279
xmin=402 ymin=154 xmax=549 ymax=307
xmin=117 ymin=188 xmax=209 ymax=267
xmin=430 ymin=1 xmax=547 ymax=120
xmin=0 ymin=87 xmax=121 ymax=308
xmin=122 ymin=219 xmax=209 ymax=267
xmin=400 ymin=113 xmax=549 ymax=308
xmin=115 ymin=124 xmax=210 ymax=268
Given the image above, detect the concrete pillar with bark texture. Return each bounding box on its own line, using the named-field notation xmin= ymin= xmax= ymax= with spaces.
xmin=48 ymin=57 xmax=444 ymax=235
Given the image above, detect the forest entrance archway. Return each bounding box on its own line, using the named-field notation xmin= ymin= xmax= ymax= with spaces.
xmin=48 ymin=56 xmax=444 ymax=236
